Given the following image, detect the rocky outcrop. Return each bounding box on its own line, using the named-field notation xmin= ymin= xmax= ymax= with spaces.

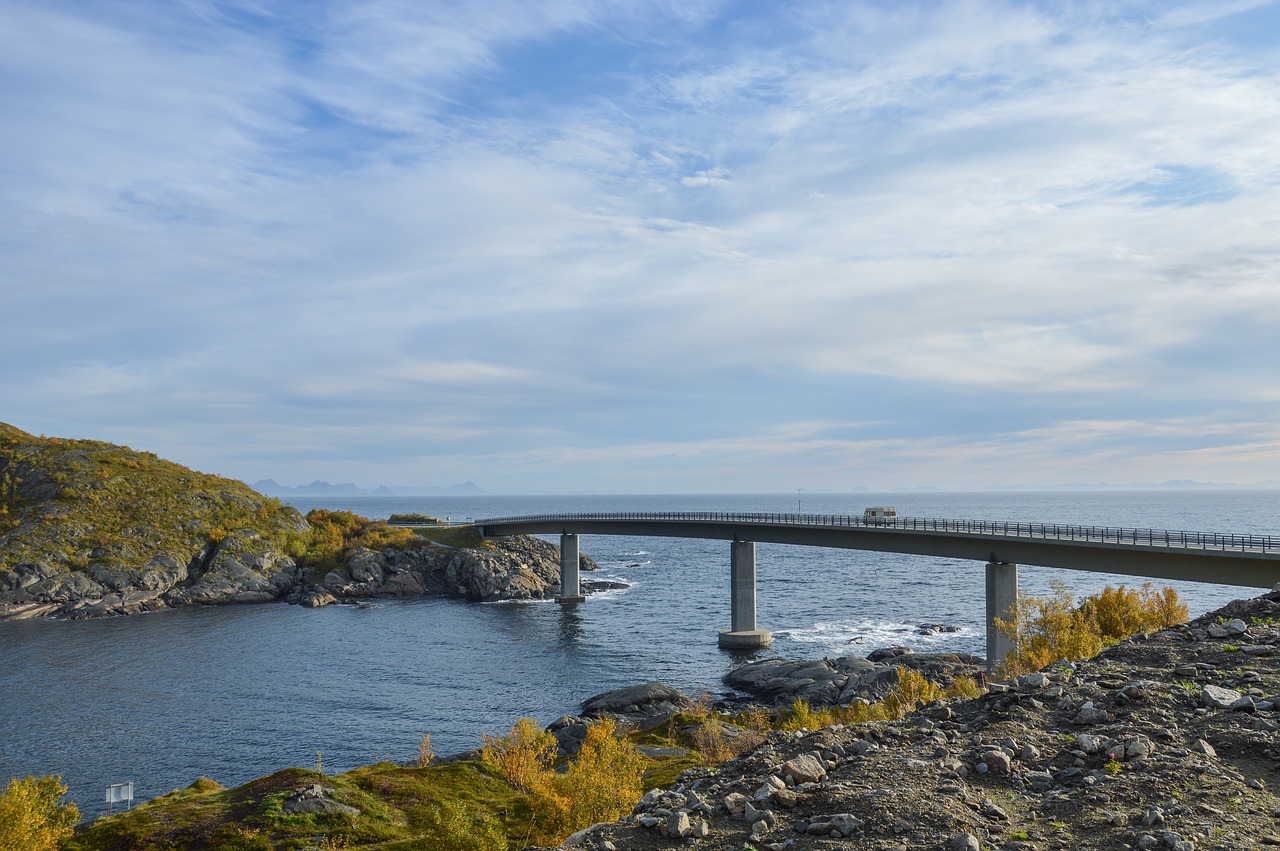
xmin=0 ymin=421 xmax=310 ymax=621
xmin=1 ymin=532 xmax=305 ymax=620
xmin=568 ymin=589 xmax=1280 ymax=851
xmin=724 ymin=649 xmax=987 ymax=707
xmin=305 ymin=536 xmax=602 ymax=606
xmin=0 ymin=424 xmax=611 ymax=619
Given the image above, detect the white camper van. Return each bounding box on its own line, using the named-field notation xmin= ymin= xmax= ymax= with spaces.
xmin=862 ymin=506 xmax=897 ymax=524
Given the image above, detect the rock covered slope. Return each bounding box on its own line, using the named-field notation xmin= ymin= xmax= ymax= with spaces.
xmin=565 ymin=590 xmax=1280 ymax=851
xmin=0 ymin=423 xmax=603 ymax=620
xmin=297 ymin=534 xmax=605 ymax=608
xmin=0 ymin=422 xmax=309 ymax=620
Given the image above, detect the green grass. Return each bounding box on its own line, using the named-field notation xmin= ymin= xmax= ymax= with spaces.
xmin=413 ymin=525 xmax=488 ymax=549
xmin=67 ymin=762 xmax=531 ymax=851
xmin=0 ymin=422 xmax=304 ymax=575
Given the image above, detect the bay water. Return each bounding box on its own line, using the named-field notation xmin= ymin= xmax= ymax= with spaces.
xmin=2 ymin=490 xmax=1276 ymax=818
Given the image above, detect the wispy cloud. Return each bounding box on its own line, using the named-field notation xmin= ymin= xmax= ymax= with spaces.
xmin=3 ymin=0 xmax=1280 ymax=491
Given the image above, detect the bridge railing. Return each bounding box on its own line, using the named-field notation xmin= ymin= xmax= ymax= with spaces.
xmin=475 ymin=512 xmax=1280 ymax=554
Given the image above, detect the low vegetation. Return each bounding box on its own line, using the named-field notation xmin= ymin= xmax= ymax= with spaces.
xmin=0 ymin=422 xmax=305 ymax=573
xmin=298 ymin=509 xmax=428 ymax=574
xmin=0 ymin=774 xmax=79 ymax=851
xmin=386 ymin=513 xmax=440 ymax=525
xmin=995 ymin=581 xmax=1189 ymax=676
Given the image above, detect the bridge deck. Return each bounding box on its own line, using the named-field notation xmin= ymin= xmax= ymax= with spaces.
xmin=476 ymin=512 xmax=1280 ymax=588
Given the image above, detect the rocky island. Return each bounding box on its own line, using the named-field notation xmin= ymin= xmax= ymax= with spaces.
xmin=0 ymin=422 xmax=603 ymax=621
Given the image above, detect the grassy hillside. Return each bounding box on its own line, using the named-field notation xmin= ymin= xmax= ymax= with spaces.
xmin=0 ymin=422 xmax=305 ymax=577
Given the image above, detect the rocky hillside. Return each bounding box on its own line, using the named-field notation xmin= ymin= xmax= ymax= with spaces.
xmin=566 ymin=590 xmax=1280 ymax=851
xmin=0 ymin=422 xmax=309 ymax=620
xmin=0 ymin=423 xmax=603 ymax=620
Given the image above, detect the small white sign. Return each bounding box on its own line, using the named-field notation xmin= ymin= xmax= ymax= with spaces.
xmin=105 ymin=782 xmax=133 ymax=804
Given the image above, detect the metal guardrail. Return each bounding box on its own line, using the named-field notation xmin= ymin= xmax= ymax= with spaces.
xmin=475 ymin=512 xmax=1280 ymax=554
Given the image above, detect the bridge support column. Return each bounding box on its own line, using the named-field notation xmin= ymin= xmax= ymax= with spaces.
xmin=985 ymin=561 xmax=1018 ymax=675
xmin=557 ymin=533 xmax=585 ymax=603
xmin=719 ymin=540 xmax=771 ymax=649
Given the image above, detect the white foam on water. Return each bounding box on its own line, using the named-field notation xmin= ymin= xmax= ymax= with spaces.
xmin=584 ymin=581 xmax=635 ymax=601
xmin=596 ymin=559 xmax=653 ymax=569
xmin=774 ymin=618 xmax=976 ymax=655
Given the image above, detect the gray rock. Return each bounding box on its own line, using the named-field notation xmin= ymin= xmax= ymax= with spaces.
xmin=281 ymin=784 xmax=360 ymax=817
xmin=580 ymin=683 xmax=693 ymax=729
xmin=983 ymin=750 xmax=1012 ymax=774
xmin=1191 ymin=739 xmax=1217 ymax=758
xmin=1201 ymin=684 xmax=1242 ymax=709
xmin=782 ymin=752 xmax=827 ymax=784
xmin=1071 ymin=703 xmax=1110 ymax=725
xmin=806 ymin=813 xmax=863 ymax=838
xmin=665 ymin=810 xmax=691 ymax=838
xmin=1207 ymin=618 xmax=1247 ymax=638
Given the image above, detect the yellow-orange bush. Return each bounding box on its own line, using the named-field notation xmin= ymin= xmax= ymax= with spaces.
xmin=556 ymin=718 xmax=646 ymax=832
xmin=480 ymin=717 xmax=645 ymax=846
xmin=0 ymin=775 xmax=79 ymax=851
xmin=996 ymin=582 xmax=1188 ymax=677
xmin=479 ymin=717 xmax=557 ymax=794
xmin=691 ymin=718 xmax=733 ymax=765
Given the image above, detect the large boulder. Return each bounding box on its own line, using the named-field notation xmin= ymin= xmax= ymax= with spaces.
xmin=580 ymin=682 xmax=696 ymax=729
xmin=726 ymin=651 xmax=985 ymax=707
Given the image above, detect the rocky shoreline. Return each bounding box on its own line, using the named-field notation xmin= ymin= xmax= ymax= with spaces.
xmin=0 ymin=534 xmax=611 ymax=621
xmin=547 ymin=589 xmax=1280 ymax=851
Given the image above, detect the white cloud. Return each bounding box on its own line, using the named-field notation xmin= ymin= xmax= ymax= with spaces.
xmin=3 ymin=0 xmax=1280 ymax=490
xmin=680 ymin=167 xmax=732 ymax=187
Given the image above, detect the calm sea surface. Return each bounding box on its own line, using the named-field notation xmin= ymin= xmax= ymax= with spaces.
xmin=2 ymin=491 xmax=1276 ymax=818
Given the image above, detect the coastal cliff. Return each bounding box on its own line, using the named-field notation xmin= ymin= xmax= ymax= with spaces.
xmin=0 ymin=423 xmax=597 ymax=620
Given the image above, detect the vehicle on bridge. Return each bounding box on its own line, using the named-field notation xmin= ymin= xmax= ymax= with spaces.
xmin=863 ymin=506 xmax=897 ymax=524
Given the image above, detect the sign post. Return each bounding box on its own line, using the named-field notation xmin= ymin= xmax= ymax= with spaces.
xmin=105 ymin=782 xmax=133 ymax=813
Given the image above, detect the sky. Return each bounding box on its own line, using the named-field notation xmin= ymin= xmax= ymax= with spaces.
xmin=3 ymin=0 xmax=1280 ymax=494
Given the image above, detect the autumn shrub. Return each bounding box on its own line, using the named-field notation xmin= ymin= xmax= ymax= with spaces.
xmin=724 ymin=706 xmax=769 ymax=756
xmin=880 ymin=667 xmax=942 ymax=719
xmin=1082 ymin=583 xmax=1188 ymax=640
xmin=943 ymin=674 xmax=984 ymax=700
xmin=0 ymin=774 xmax=80 ymax=851
xmin=481 ymin=717 xmax=645 ymax=845
xmin=691 ymin=718 xmax=732 ymax=765
xmin=778 ymin=698 xmax=835 ymax=731
xmin=556 ymin=718 xmax=646 ymax=832
xmin=301 ymin=509 xmax=426 ymax=570
xmin=416 ymin=733 xmax=435 ymax=768
xmin=416 ymin=799 xmax=506 ymax=851
xmin=996 ymin=581 xmax=1188 ymax=677
xmin=479 ymin=717 xmax=557 ymax=795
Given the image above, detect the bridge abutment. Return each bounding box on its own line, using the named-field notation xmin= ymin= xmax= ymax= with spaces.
xmin=557 ymin=533 xmax=585 ymax=603
xmin=719 ymin=540 xmax=772 ymax=649
xmin=985 ymin=561 xmax=1018 ymax=674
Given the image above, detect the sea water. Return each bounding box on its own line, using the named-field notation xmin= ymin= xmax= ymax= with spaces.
xmin=1 ymin=491 xmax=1275 ymax=818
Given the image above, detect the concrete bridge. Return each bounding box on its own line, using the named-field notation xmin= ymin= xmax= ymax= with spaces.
xmin=472 ymin=512 xmax=1280 ymax=671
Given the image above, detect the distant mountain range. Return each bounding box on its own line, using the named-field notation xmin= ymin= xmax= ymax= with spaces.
xmin=250 ymin=479 xmax=485 ymax=497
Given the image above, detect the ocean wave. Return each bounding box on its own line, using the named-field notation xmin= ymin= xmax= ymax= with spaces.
xmin=773 ymin=618 xmax=976 ymax=655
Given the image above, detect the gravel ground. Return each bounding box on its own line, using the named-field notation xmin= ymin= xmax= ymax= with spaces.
xmin=559 ymin=590 xmax=1280 ymax=851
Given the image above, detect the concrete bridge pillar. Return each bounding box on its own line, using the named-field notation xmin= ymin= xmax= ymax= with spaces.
xmin=719 ymin=540 xmax=771 ymax=649
xmin=557 ymin=533 xmax=585 ymax=603
xmin=985 ymin=561 xmax=1018 ymax=674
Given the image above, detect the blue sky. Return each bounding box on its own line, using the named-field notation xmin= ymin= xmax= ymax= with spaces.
xmin=3 ymin=0 xmax=1280 ymax=493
